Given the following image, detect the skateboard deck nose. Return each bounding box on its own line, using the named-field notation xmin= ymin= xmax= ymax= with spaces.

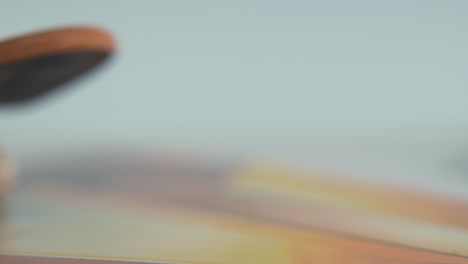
xmin=0 ymin=26 xmax=115 ymax=104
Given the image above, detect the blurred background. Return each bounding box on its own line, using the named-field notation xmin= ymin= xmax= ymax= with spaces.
xmin=1 ymin=0 xmax=468 ymax=198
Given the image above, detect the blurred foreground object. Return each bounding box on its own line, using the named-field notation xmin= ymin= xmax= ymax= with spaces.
xmin=0 ymin=26 xmax=115 ymax=104
xmin=0 ymin=26 xmax=116 ymax=197
xmin=4 ymin=148 xmax=468 ymax=263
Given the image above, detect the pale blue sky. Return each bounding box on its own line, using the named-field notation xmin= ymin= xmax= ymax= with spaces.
xmin=1 ymin=1 xmax=468 ymax=196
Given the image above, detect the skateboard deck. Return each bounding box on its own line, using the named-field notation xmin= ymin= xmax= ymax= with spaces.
xmin=0 ymin=26 xmax=115 ymax=104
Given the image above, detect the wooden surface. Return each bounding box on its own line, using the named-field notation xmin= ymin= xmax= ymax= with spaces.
xmin=0 ymin=255 xmax=156 ymax=264
xmin=0 ymin=151 xmax=468 ymax=263
xmin=0 ymin=26 xmax=115 ymax=103
xmin=0 ymin=26 xmax=115 ymax=66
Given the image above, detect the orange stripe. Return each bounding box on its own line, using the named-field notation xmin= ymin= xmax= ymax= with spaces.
xmin=0 ymin=26 xmax=115 ymax=66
